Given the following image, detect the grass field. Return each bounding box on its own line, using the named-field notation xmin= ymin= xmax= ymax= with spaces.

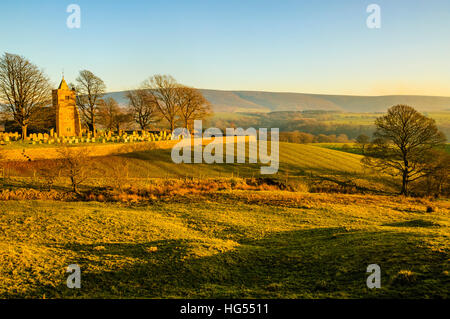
xmin=310 ymin=143 xmax=362 ymax=155
xmin=2 ymin=142 xmax=395 ymax=194
xmin=0 ymin=192 xmax=448 ymax=298
xmin=0 ymin=142 xmax=448 ymax=298
xmin=108 ymin=142 xmax=366 ymax=178
xmin=313 ymin=142 xmax=450 ymax=156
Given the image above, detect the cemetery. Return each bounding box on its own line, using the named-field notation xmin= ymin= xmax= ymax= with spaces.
xmin=0 ymin=129 xmax=172 ymax=146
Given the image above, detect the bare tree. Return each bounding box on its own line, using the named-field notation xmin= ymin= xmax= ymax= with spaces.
xmin=97 ymin=97 xmax=131 ymax=131
xmin=363 ymin=105 xmax=446 ymax=195
xmin=56 ymin=146 xmax=92 ymax=194
xmin=114 ymin=109 xmax=133 ymax=132
xmin=126 ymin=89 xmax=159 ymax=130
xmin=75 ymin=70 xmax=106 ymax=136
xmin=141 ymin=75 xmax=180 ymax=132
xmin=0 ymin=53 xmax=51 ymax=139
xmin=97 ymin=97 xmax=118 ymax=131
xmin=38 ymin=160 xmax=61 ymax=191
xmin=176 ymin=86 xmax=212 ymax=131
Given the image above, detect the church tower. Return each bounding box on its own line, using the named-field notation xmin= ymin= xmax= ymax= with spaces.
xmin=52 ymin=77 xmax=82 ymax=137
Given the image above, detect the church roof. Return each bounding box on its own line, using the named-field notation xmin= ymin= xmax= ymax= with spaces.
xmin=58 ymin=77 xmax=69 ymax=90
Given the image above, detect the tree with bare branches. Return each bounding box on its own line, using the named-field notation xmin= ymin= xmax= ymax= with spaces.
xmin=98 ymin=97 xmax=132 ymax=132
xmin=363 ymin=105 xmax=446 ymax=195
xmin=56 ymin=146 xmax=92 ymax=194
xmin=0 ymin=53 xmax=51 ymax=139
xmin=75 ymin=70 xmax=106 ymax=136
xmin=176 ymin=86 xmax=212 ymax=132
xmin=114 ymin=109 xmax=133 ymax=132
xmin=141 ymin=75 xmax=180 ymax=132
xmin=97 ymin=97 xmax=119 ymax=131
xmin=126 ymin=89 xmax=159 ymax=130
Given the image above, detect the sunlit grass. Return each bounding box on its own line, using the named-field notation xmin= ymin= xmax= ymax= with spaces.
xmin=0 ymin=192 xmax=448 ymax=298
xmin=0 ymin=142 xmax=447 ymax=298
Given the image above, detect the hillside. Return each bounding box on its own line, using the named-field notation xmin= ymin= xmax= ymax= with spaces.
xmin=3 ymin=142 xmax=395 ymax=194
xmin=94 ymin=142 xmax=393 ymax=193
xmin=104 ymin=90 xmax=450 ymax=113
xmin=0 ymin=142 xmax=448 ymax=298
xmin=3 ymin=142 xmax=365 ymax=178
xmin=1 ymin=191 xmax=448 ymax=298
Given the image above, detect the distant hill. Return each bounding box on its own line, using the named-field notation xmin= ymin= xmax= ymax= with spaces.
xmin=104 ymin=89 xmax=450 ymax=113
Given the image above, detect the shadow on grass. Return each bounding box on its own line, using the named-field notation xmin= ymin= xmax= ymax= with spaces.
xmin=10 ymin=227 xmax=449 ymax=299
xmin=382 ymin=219 xmax=441 ymax=228
xmin=0 ymin=178 xmax=72 ymax=193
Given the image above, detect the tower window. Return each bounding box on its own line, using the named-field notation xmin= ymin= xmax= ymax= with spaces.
xmin=65 ymin=96 xmax=70 ymax=100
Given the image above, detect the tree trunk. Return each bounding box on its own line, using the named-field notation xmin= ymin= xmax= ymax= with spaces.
xmin=92 ymin=120 xmax=96 ymax=137
xmin=87 ymin=122 xmax=96 ymax=136
xmin=21 ymin=125 xmax=27 ymax=140
xmin=184 ymin=119 xmax=191 ymax=134
xmin=401 ymin=151 xmax=409 ymax=196
xmin=71 ymin=176 xmax=77 ymax=193
xmin=401 ymin=170 xmax=408 ymax=195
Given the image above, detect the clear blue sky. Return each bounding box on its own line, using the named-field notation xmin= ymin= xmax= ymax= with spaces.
xmin=1 ymin=0 xmax=449 ymax=96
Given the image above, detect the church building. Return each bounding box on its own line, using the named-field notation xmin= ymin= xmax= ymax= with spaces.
xmin=52 ymin=77 xmax=82 ymax=137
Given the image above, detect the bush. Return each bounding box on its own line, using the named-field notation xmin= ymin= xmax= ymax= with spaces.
xmin=56 ymin=146 xmax=92 ymax=193
xmin=38 ymin=161 xmax=61 ymax=191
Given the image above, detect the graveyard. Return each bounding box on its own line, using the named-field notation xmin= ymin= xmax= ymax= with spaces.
xmin=0 ymin=130 xmax=172 ymax=147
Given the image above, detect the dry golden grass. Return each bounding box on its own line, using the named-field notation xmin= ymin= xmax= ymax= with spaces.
xmin=0 ymin=142 xmax=448 ymax=299
xmin=0 ymin=191 xmax=448 ymax=298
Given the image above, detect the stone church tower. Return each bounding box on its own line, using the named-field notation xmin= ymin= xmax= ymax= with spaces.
xmin=52 ymin=77 xmax=82 ymax=137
